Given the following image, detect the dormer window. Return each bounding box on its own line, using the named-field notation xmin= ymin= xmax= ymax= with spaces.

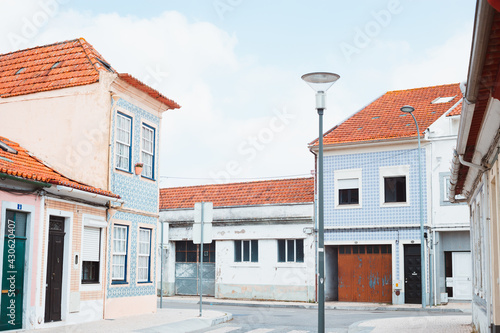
xmin=431 ymin=96 xmax=455 ymax=104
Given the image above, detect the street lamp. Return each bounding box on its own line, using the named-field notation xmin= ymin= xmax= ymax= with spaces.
xmin=400 ymin=105 xmax=426 ymax=309
xmin=302 ymin=72 xmax=340 ymax=333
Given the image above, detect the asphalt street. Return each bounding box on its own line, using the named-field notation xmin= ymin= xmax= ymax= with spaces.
xmin=162 ymin=301 xmax=469 ymax=333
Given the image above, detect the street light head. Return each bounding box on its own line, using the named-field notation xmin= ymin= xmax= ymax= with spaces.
xmin=301 ymin=72 xmax=340 ymax=93
xmin=400 ymin=105 xmax=415 ymax=113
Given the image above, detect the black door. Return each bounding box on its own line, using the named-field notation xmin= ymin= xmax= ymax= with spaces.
xmin=404 ymin=244 xmax=421 ymax=304
xmin=45 ymin=216 xmax=65 ymax=322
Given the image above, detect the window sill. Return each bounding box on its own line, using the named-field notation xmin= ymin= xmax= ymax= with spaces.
xmin=140 ymin=175 xmax=156 ymax=182
xmin=111 ymin=280 xmax=129 ymax=285
xmin=80 ymin=282 xmax=103 ymax=292
xmin=115 ymin=168 xmax=132 ymax=175
xmin=380 ymin=202 xmax=410 ymax=208
xmin=335 ymin=204 xmax=362 ymax=209
xmin=137 ymin=281 xmax=153 ymax=284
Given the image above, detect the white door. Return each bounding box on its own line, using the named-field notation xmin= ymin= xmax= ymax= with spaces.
xmin=451 ymin=252 xmax=472 ymax=300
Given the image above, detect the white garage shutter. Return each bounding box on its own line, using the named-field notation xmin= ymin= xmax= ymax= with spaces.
xmin=83 ymin=227 xmax=100 ymax=262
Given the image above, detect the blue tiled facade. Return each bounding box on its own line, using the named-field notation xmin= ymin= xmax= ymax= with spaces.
xmin=106 ymin=98 xmax=160 ymax=299
xmin=324 ymin=147 xmax=427 ymax=283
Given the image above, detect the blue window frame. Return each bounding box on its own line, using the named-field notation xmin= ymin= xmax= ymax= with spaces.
xmin=112 ymin=224 xmax=128 ymax=284
xmin=141 ymin=124 xmax=155 ymax=179
xmin=116 ymin=112 xmax=132 ymax=172
xmin=137 ymin=228 xmax=152 ymax=283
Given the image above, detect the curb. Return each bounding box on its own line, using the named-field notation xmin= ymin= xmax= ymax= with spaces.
xmin=196 ymin=300 xmax=468 ymax=313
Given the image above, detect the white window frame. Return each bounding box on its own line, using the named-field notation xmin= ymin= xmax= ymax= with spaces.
xmin=334 ymin=168 xmax=362 ymax=209
xmin=234 ymin=240 xmax=258 ymax=263
xmin=80 ymin=215 xmax=107 ymax=291
xmin=137 ymin=228 xmax=151 ymax=283
xmin=440 ymin=172 xmax=466 ymax=205
xmin=141 ymin=124 xmax=155 ymax=179
xmin=277 ymin=239 xmax=304 ymax=263
xmin=379 ymin=165 xmax=410 ymax=207
xmin=112 ymin=224 xmax=128 ymax=283
xmin=115 ymin=112 xmax=132 ymax=172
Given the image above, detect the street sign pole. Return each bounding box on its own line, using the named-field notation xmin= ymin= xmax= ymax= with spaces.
xmin=199 ymin=202 xmax=204 ymax=317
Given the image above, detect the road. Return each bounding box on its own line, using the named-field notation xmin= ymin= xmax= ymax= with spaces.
xmin=160 ymin=301 xmax=470 ymax=333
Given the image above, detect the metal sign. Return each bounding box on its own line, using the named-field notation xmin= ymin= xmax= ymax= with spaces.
xmin=192 ymin=223 xmax=212 ymax=244
xmin=194 ymin=202 xmax=213 ymax=223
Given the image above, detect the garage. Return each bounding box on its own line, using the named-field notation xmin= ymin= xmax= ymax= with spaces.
xmin=338 ymin=245 xmax=392 ymax=303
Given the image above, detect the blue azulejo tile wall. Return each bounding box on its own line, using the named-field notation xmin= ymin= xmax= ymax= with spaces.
xmin=324 ymin=148 xmax=427 ymax=228
xmin=110 ymin=98 xmax=160 ymax=213
xmin=107 ymin=211 xmax=157 ymax=298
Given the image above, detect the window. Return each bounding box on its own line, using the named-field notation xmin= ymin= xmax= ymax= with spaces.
xmin=112 ymin=225 xmax=128 ymax=282
xmin=339 ymin=179 xmax=359 ymax=205
xmin=137 ymin=228 xmax=151 ymax=282
xmin=234 ymin=240 xmax=258 ymax=263
xmin=175 ymin=241 xmax=216 ymax=263
xmin=277 ymin=239 xmax=304 ymax=263
xmin=141 ymin=124 xmax=155 ymax=179
xmin=379 ymin=165 xmax=409 ymax=206
xmin=431 ymin=96 xmax=455 ymax=104
xmin=82 ymin=227 xmax=100 ymax=284
xmin=335 ymin=169 xmax=362 ymax=208
xmin=384 ymin=176 xmax=406 ymax=202
xmin=116 ymin=113 xmax=132 ymax=171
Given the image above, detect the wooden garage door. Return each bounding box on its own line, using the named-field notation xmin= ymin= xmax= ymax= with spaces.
xmin=338 ymin=245 xmax=392 ymax=303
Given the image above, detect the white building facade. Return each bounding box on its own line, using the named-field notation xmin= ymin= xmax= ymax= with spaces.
xmin=159 ymin=178 xmax=316 ymax=302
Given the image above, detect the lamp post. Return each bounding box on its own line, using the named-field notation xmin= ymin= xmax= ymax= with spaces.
xmin=302 ymin=72 xmax=340 ymax=333
xmin=400 ymin=105 xmax=426 ymax=309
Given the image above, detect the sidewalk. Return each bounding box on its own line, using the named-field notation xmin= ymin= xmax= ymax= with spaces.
xmin=164 ymin=295 xmax=471 ymax=313
xmin=33 ymin=307 xmax=232 ymax=333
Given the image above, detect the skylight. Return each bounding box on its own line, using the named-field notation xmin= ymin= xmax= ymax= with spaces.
xmin=15 ymin=67 xmax=25 ymax=75
xmin=51 ymin=61 xmax=61 ymax=69
xmin=431 ymin=96 xmax=455 ymax=104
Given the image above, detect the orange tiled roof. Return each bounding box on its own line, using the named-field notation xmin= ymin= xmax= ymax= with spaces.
xmin=0 ymin=136 xmax=120 ymax=198
xmin=160 ymin=177 xmax=314 ymax=210
xmin=0 ymin=38 xmax=109 ymax=98
xmin=311 ymin=83 xmax=462 ymax=146
xmin=447 ymin=100 xmax=462 ymax=117
xmin=0 ymin=38 xmax=180 ymax=109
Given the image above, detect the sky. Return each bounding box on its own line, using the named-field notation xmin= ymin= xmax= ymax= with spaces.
xmin=0 ymin=0 xmax=477 ymax=188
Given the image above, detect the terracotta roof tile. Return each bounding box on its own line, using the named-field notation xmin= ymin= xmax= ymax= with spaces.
xmin=160 ymin=177 xmax=314 ymax=210
xmin=0 ymin=38 xmax=108 ymax=98
xmin=311 ymin=83 xmax=462 ymax=146
xmin=0 ymin=136 xmax=119 ymax=198
xmin=447 ymin=100 xmax=462 ymax=116
xmin=0 ymin=38 xmax=180 ymax=109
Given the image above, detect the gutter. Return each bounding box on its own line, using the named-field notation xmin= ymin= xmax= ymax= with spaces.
xmin=448 ymin=0 xmax=495 ymax=202
xmin=0 ymin=173 xmax=52 ymax=188
xmin=48 ymin=185 xmax=124 ymax=204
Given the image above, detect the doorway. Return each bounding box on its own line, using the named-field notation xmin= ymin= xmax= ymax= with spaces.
xmin=404 ymin=244 xmax=422 ymax=304
xmin=0 ymin=210 xmax=28 ymax=331
xmin=174 ymin=241 xmax=215 ymax=296
xmin=44 ymin=216 xmax=65 ymax=323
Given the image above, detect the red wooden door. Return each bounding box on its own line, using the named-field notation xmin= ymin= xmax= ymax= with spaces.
xmin=338 ymin=245 xmax=392 ymax=303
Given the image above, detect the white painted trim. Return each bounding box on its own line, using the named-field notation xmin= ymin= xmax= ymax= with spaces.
xmin=80 ymin=214 xmax=107 ymax=292
xmin=43 ymin=208 xmax=74 ymax=323
xmin=334 ymin=168 xmax=362 ymax=209
xmin=379 ymin=165 xmax=410 ymax=207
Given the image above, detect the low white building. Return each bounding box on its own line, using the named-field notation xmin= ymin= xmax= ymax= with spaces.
xmin=158 ymin=177 xmax=316 ymax=302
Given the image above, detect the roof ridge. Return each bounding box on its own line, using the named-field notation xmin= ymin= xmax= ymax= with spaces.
xmin=76 ymin=37 xmax=100 ymax=73
xmin=160 ymin=176 xmax=314 ymax=191
xmin=386 ymin=82 xmax=460 ymax=94
xmin=0 ymin=38 xmax=81 ymax=58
